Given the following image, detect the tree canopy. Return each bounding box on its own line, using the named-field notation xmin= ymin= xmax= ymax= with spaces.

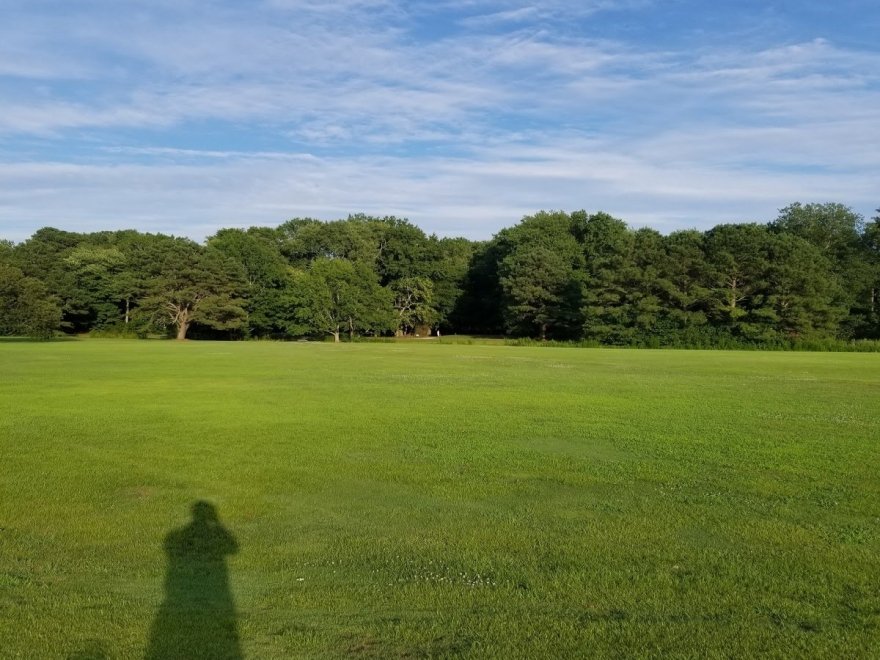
xmin=2 ymin=204 xmax=878 ymax=344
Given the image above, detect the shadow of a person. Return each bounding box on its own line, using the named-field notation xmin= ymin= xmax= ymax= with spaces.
xmin=145 ymin=501 xmax=242 ymax=660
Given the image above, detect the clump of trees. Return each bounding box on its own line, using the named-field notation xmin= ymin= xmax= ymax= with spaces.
xmin=462 ymin=204 xmax=879 ymax=345
xmin=0 ymin=216 xmax=474 ymax=341
xmin=1 ymin=204 xmax=878 ymax=346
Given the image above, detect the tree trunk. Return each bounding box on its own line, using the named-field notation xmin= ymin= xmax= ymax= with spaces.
xmin=124 ymin=298 xmax=130 ymax=324
xmin=176 ymin=308 xmax=190 ymax=340
xmin=332 ymin=330 xmax=340 ymax=343
xmin=540 ymin=323 xmax=547 ymax=341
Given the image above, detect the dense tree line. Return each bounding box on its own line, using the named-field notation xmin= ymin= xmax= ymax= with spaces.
xmin=1 ymin=204 xmax=878 ymax=345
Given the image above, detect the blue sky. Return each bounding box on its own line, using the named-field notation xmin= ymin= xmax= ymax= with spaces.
xmin=1 ymin=0 xmax=878 ymax=242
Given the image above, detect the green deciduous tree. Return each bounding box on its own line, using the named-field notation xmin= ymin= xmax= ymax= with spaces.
xmin=292 ymin=258 xmax=393 ymax=342
xmin=10 ymin=227 xmax=88 ymax=332
xmin=500 ymin=244 xmax=582 ymax=340
xmin=391 ymin=277 xmax=437 ymax=335
xmin=495 ymin=211 xmax=584 ymax=339
xmin=139 ymin=241 xmax=248 ymax=340
xmin=63 ymin=244 xmax=128 ymax=329
xmin=369 ymin=216 xmax=431 ymax=284
xmin=771 ymin=203 xmax=864 ymax=260
xmin=207 ymin=228 xmax=288 ymax=290
xmin=207 ymin=228 xmax=290 ymax=337
xmin=771 ymin=203 xmax=871 ymax=336
xmin=0 ymin=263 xmax=62 ymax=338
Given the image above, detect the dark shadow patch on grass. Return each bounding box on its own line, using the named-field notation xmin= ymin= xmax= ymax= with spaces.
xmin=145 ymin=501 xmax=242 ymax=660
xmin=0 ymin=335 xmax=79 ymax=343
xmin=798 ymin=620 xmax=822 ymax=633
xmin=67 ymin=639 xmax=109 ymax=659
xmin=416 ymin=634 xmax=475 ymax=657
xmin=577 ymin=608 xmax=629 ymax=626
xmin=344 ymin=632 xmax=474 ymax=659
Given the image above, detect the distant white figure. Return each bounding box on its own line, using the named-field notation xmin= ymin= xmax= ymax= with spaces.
xmin=436 ymin=329 xmax=441 ymax=338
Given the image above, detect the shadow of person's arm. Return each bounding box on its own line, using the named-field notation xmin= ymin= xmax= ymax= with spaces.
xmin=217 ymin=524 xmax=238 ymax=557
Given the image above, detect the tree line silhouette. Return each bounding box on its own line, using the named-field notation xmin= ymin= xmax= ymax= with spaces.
xmin=2 ymin=204 xmax=878 ymax=346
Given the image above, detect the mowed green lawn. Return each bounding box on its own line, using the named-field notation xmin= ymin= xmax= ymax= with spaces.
xmin=1 ymin=340 xmax=878 ymax=659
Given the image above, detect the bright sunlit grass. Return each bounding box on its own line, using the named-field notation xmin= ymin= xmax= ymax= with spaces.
xmin=1 ymin=339 xmax=878 ymax=658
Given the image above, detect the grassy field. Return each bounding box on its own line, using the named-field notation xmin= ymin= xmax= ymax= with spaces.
xmin=1 ymin=339 xmax=878 ymax=659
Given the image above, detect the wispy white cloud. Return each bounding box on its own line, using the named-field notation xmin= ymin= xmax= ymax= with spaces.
xmin=458 ymin=6 xmax=541 ymax=28
xmin=1 ymin=133 xmax=876 ymax=243
xmin=0 ymin=0 xmax=877 ymax=241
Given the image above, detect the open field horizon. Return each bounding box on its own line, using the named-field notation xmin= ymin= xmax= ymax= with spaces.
xmin=1 ymin=340 xmax=878 ymax=658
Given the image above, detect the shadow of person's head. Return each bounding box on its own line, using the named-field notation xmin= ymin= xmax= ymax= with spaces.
xmin=192 ymin=500 xmax=219 ymax=524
